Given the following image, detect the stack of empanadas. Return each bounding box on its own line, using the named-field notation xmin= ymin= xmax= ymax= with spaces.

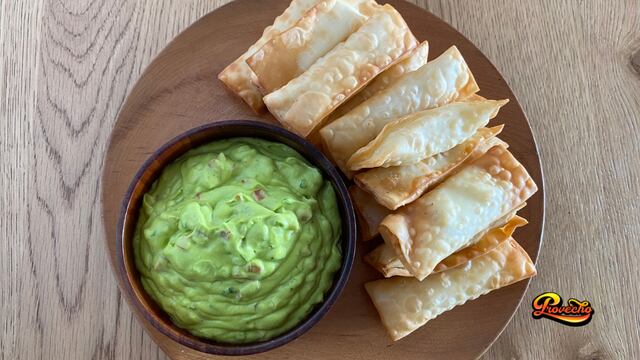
xmin=352 ymin=134 xmax=538 ymax=341
xmin=219 ymin=0 xmax=539 ymax=342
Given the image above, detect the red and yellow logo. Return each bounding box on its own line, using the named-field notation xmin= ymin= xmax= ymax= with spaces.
xmin=531 ymin=292 xmax=593 ymax=326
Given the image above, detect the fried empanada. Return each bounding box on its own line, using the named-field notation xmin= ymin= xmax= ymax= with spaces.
xmin=365 ymin=212 xmax=527 ymax=277
xmin=349 ymin=185 xmax=390 ymax=241
xmin=447 ymin=201 xmax=527 ymax=256
xmin=354 ymin=125 xmax=506 ymax=210
xmin=379 ymin=145 xmax=538 ymax=280
xmin=218 ymin=0 xmax=320 ymax=112
xmin=347 ymin=99 xmax=509 ymax=171
xmin=246 ymin=0 xmax=378 ymax=94
xmin=365 ymin=238 xmax=536 ymax=341
xmin=350 ymin=131 xmax=511 ymax=242
xmin=329 ymin=41 xmax=430 ymax=120
xmin=320 ymin=46 xmax=479 ymax=175
xmin=364 ymin=242 xmax=412 ymax=277
xmin=433 ymin=215 xmax=527 ymax=272
xmin=263 ymin=4 xmax=418 ymax=137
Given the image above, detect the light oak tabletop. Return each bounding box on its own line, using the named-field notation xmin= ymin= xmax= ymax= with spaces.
xmin=2 ymin=0 xmax=639 ymax=359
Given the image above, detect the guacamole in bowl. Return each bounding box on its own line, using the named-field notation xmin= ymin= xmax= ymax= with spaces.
xmin=133 ymin=138 xmax=342 ymax=344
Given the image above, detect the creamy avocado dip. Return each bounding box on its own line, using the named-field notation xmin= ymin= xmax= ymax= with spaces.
xmin=133 ymin=138 xmax=342 ymax=343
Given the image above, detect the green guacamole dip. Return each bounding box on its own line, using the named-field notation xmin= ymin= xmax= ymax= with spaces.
xmin=133 ymin=138 xmax=342 ymax=343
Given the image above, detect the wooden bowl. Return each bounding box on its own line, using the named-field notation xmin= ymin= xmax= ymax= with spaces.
xmin=116 ymin=120 xmax=357 ymax=356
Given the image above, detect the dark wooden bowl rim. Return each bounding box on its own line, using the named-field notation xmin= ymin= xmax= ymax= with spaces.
xmin=116 ymin=120 xmax=357 ymax=356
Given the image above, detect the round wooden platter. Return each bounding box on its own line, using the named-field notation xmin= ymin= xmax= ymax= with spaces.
xmin=101 ymin=0 xmax=545 ymax=359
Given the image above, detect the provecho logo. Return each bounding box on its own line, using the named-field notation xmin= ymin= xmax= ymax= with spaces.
xmin=531 ymin=292 xmax=593 ymax=326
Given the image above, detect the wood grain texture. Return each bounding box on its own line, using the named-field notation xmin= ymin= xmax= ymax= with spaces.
xmin=2 ymin=1 xmax=639 ymax=359
xmin=101 ymin=1 xmax=543 ymax=359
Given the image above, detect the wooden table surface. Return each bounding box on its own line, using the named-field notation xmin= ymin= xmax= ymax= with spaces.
xmin=2 ymin=0 xmax=639 ymax=359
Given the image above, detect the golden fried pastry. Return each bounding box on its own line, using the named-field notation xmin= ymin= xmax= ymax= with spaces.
xmin=347 ymin=99 xmax=508 ymax=170
xmin=365 ymin=239 xmax=536 ymax=341
xmin=379 ymin=145 xmax=537 ymax=280
xmin=354 ymin=125 xmax=506 ymax=210
xmin=348 ymin=185 xmax=390 ymax=241
xmin=329 ymin=41 xmax=429 ymax=119
xmin=247 ymin=0 xmax=378 ymax=94
xmin=218 ymin=0 xmax=320 ymax=112
xmin=320 ymin=46 xmax=479 ymax=175
xmin=365 ymin=214 xmax=527 ymax=277
xmin=264 ymin=4 xmax=417 ymax=137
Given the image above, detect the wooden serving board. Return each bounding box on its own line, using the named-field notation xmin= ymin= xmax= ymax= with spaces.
xmin=101 ymin=0 xmax=545 ymax=359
